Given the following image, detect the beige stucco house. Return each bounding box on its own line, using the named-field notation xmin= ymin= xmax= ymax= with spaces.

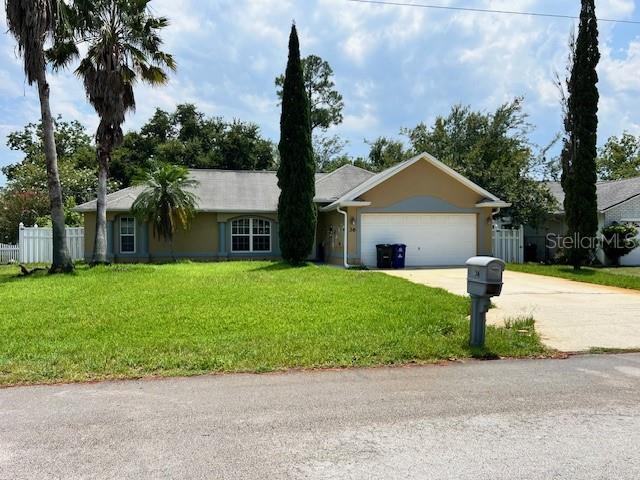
xmin=76 ymin=152 xmax=509 ymax=267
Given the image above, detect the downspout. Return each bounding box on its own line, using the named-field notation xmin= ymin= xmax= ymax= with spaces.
xmin=337 ymin=206 xmax=351 ymax=268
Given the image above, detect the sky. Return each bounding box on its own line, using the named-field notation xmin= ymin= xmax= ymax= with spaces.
xmin=0 ymin=0 xmax=639 ymax=186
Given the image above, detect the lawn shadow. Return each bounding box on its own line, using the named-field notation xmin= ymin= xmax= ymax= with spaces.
xmin=556 ymin=266 xmax=598 ymax=276
xmin=248 ymin=261 xmax=306 ymax=272
xmin=0 ymin=264 xmax=81 ymax=286
xmin=469 ymin=348 xmax=501 ymax=360
xmin=0 ymin=267 xmax=48 ymax=286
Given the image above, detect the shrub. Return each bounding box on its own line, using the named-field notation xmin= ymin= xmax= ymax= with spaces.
xmin=601 ymin=223 xmax=639 ymax=265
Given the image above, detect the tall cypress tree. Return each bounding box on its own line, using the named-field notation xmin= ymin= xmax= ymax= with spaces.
xmin=277 ymin=24 xmax=316 ymax=265
xmin=560 ymin=0 xmax=599 ymax=270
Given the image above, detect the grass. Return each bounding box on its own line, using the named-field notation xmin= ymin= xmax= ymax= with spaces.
xmin=508 ymin=263 xmax=640 ymax=291
xmin=0 ymin=262 xmax=546 ymax=386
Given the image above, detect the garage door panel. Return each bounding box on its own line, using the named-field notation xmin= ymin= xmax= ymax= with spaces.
xmin=361 ymin=213 xmax=477 ymax=267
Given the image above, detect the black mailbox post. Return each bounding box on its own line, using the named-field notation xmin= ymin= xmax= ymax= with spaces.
xmin=465 ymin=256 xmax=505 ymax=347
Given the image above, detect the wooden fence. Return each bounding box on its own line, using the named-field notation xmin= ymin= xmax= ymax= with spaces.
xmin=17 ymin=224 xmax=85 ymax=264
xmin=492 ymin=226 xmax=524 ymax=264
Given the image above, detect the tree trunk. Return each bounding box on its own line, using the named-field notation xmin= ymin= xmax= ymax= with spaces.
xmin=92 ymin=148 xmax=109 ymax=265
xmin=36 ymin=75 xmax=73 ymax=273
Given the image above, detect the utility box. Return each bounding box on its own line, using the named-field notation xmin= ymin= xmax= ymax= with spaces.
xmin=465 ymin=256 xmax=506 ymax=347
xmin=466 ymin=256 xmax=505 ymax=297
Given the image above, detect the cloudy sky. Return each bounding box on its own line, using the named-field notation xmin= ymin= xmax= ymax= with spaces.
xmin=0 ymin=0 xmax=639 ymax=185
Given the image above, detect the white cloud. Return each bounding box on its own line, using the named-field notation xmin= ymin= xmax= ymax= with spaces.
xmin=600 ymin=40 xmax=640 ymax=93
xmin=342 ymin=102 xmax=379 ymax=133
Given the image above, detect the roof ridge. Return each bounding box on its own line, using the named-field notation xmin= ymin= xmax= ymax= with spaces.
xmin=188 ymin=168 xmax=278 ymax=174
xmin=596 ymin=176 xmax=640 ymax=185
xmin=315 ymin=163 xmax=373 ymax=185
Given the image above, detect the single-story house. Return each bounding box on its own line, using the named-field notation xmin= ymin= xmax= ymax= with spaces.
xmin=524 ymin=177 xmax=640 ymax=265
xmin=76 ymin=152 xmax=510 ymax=267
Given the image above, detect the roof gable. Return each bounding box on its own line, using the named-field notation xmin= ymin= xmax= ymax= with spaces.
xmin=325 ymin=152 xmax=504 ymax=209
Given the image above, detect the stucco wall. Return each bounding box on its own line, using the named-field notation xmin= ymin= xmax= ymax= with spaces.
xmin=83 ymin=211 xmax=118 ymax=261
xmin=149 ymin=212 xmax=218 ymax=257
xmin=83 ymin=211 xmax=281 ymax=262
xmin=317 ymin=208 xmax=359 ymax=266
xmin=356 ymin=159 xmax=493 ymax=257
xmin=360 ymin=159 xmax=484 ymax=208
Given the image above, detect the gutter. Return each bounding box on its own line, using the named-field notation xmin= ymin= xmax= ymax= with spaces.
xmin=325 ymin=201 xmax=371 ymax=268
xmin=336 ymin=206 xmax=351 ymax=269
xmin=320 ymin=200 xmax=371 ymax=212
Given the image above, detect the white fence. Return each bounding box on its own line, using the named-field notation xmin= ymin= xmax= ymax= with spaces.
xmin=16 ymin=224 xmax=85 ymax=264
xmin=0 ymin=243 xmax=19 ymax=264
xmin=492 ymin=226 xmax=524 ymax=264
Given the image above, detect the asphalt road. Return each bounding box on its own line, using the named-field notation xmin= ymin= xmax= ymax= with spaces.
xmin=2 ymin=354 xmax=640 ymax=479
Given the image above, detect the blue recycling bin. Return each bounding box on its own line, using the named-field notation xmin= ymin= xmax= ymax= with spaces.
xmin=392 ymin=244 xmax=406 ymax=269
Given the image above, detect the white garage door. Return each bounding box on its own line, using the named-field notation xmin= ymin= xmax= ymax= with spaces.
xmin=361 ymin=213 xmax=477 ymax=267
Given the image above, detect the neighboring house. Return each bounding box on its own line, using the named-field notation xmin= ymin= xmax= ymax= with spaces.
xmin=76 ymin=152 xmax=509 ymax=267
xmin=525 ymin=177 xmax=640 ymax=265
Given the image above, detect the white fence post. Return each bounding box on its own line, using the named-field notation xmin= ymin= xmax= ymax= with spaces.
xmin=13 ymin=224 xmax=85 ymax=264
xmin=492 ymin=225 xmax=524 ymax=264
xmin=18 ymin=222 xmax=25 ymax=263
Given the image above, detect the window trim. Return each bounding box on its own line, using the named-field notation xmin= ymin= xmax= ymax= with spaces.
xmin=119 ymin=217 xmax=136 ymax=254
xmin=230 ymin=217 xmax=272 ymax=253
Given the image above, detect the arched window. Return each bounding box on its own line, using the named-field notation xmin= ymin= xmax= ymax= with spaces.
xmin=231 ymin=218 xmax=271 ymax=252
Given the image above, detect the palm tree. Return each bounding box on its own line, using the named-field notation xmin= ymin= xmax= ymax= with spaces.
xmin=5 ymin=0 xmax=73 ymax=273
xmin=131 ymin=163 xmax=198 ymax=258
xmin=50 ymin=0 xmax=176 ymax=264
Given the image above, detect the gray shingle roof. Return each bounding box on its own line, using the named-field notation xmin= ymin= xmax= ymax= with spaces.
xmin=76 ymin=165 xmax=376 ymax=213
xmin=545 ymin=177 xmax=640 ymax=212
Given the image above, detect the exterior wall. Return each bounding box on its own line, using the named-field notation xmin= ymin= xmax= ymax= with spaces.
xmin=83 ymin=211 xmax=119 ymax=262
xmin=148 ymin=212 xmax=218 ymax=259
xmin=83 ymin=211 xmax=281 ymax=263
xmin=317 ymin=208 xmax=359 ymax=266
xmin=354 ymin=159 xmax=494 ymax=261
xmin=360 ymin=159 xmax=483 ymax=208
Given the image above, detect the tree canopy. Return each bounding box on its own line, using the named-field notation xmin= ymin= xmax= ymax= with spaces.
xmin=403 ymin=98 xmax=556 ymax=226
xmin=277 ymin=25 xmax=316 ymax=265
xmin=560 ymin=0 xmax=600 ymax=268
xmin=132 ymin=162 xmax=198 ymax=245
xmin=0 ymin=119 xmax=116 ymax=243
xmin=276 ymin=54 xmax=344 ymax=133
xmin=597 ymin=133 xmax=640 ymax=180
xmin=111 ymin=104 xmax=276 ymax=186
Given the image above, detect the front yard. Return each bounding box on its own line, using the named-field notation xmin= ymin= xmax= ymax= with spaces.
xmin=0 ymin=262 xmax=545 ymax=386
xmin=508 ymin=263 xmax=640 ymax=291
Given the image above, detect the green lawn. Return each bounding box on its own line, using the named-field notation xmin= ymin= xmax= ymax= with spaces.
xmin=0 ymin=262 xmax=545 ymax=386
xmin=508 ymin=263 xmax=640 ymax=291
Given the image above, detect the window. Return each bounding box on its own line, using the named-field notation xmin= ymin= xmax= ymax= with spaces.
xmin=231 ymin=218 xmax=271 ymax=252
xmin=120 ymin=217 xmax=136 ymax=253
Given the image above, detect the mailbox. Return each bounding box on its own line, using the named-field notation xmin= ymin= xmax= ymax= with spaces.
xmin=465 ymin=256 xmax=506 ymax=348
xmin=466 ymin=256 xmax=505 ymax=297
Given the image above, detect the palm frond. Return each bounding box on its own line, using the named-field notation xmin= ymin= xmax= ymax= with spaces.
xmin=131 ymin=163 xmax=199 ymax=243
xmin=5 ymin=0 xmax=58 ymax=84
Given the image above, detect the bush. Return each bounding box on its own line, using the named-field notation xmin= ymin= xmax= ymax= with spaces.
xmin=601 ymin=223 xmax=639 ymax=265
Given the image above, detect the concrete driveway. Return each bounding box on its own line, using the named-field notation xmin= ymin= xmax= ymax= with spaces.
xmin=385 ymin=268 xmax=640 ymax=352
